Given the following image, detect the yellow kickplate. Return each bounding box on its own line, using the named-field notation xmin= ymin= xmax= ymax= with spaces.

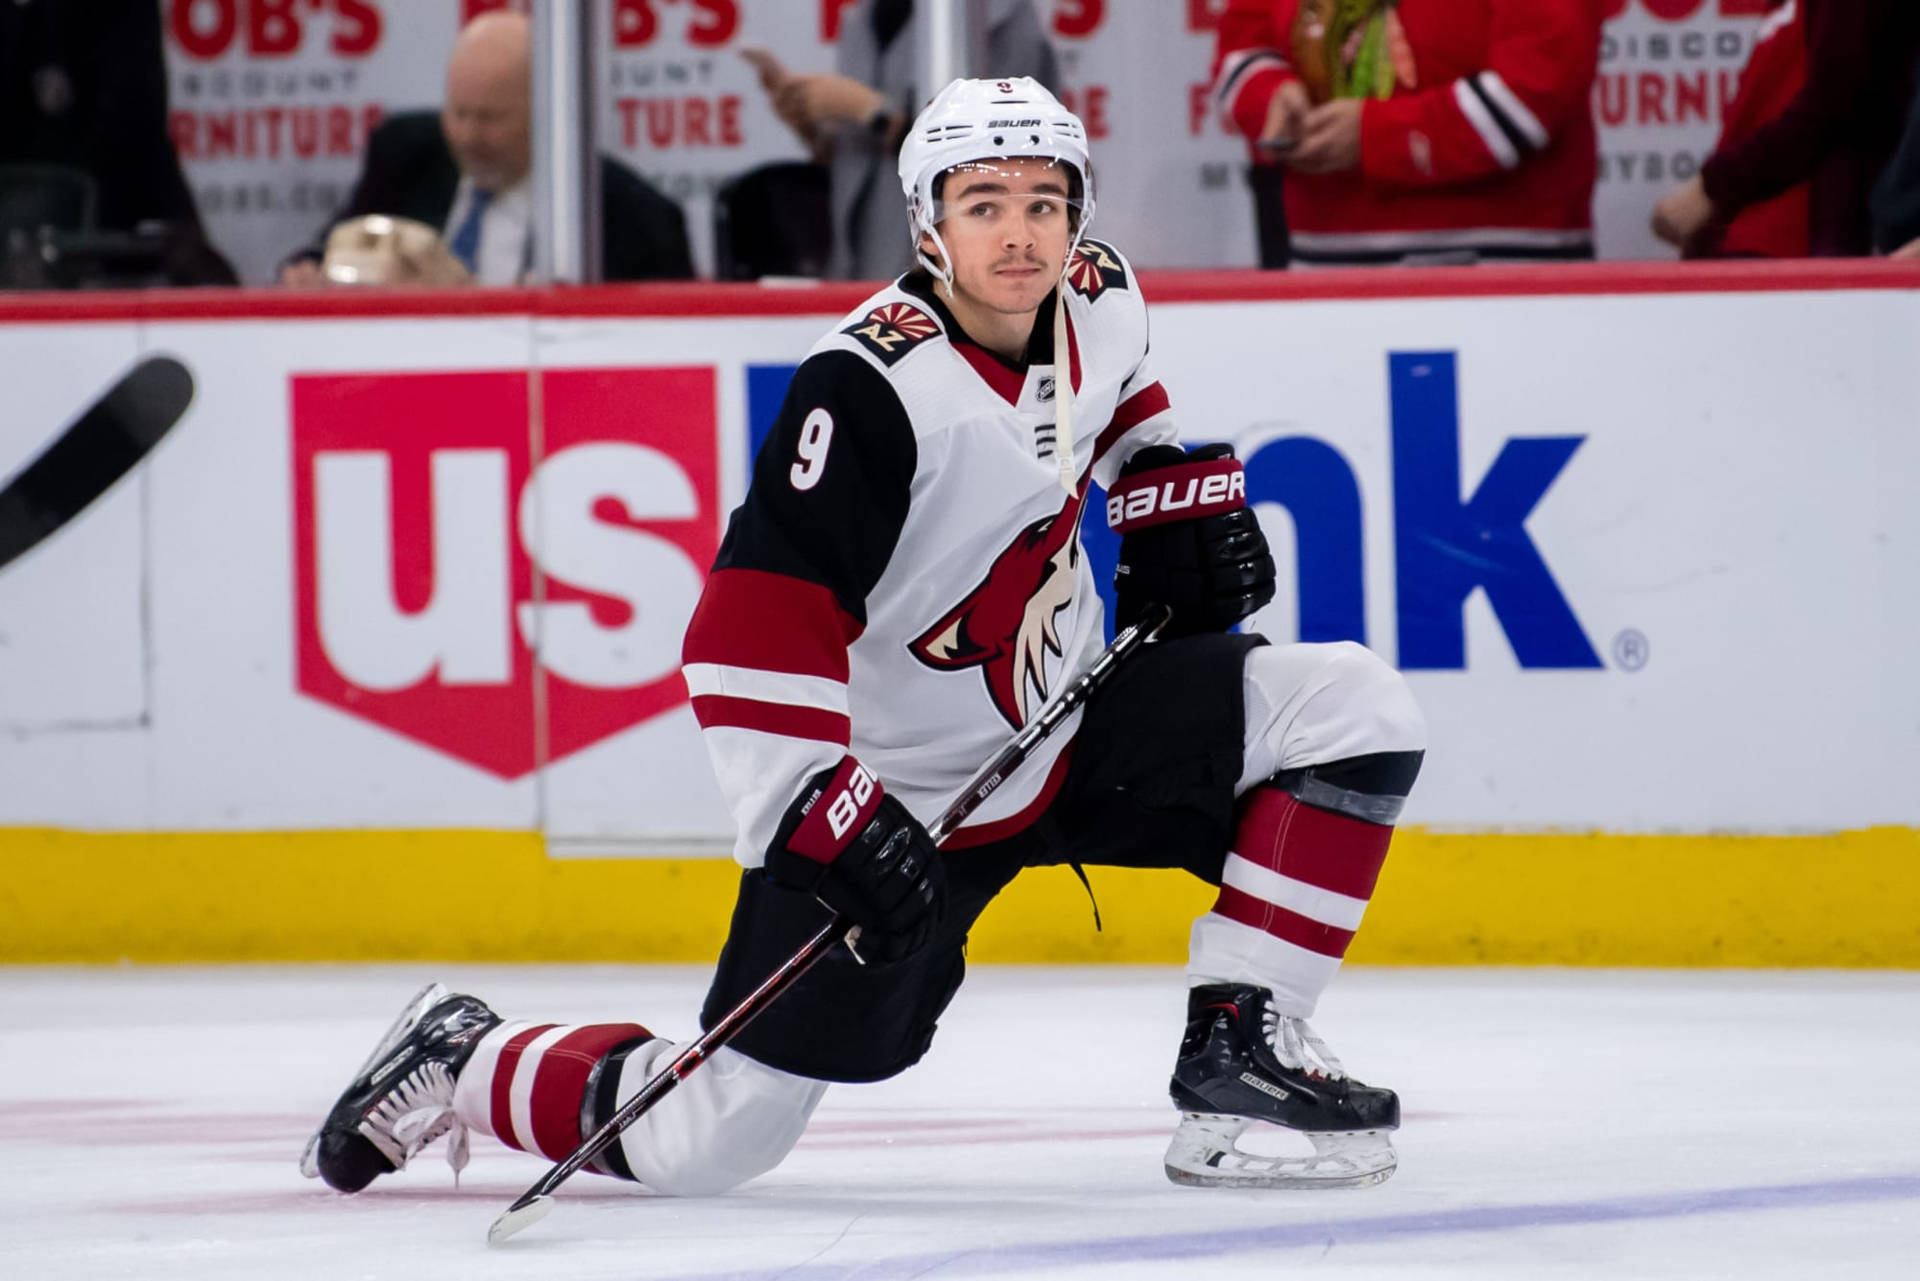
xmin=2 ymin=827 xmax=1915 ymax=966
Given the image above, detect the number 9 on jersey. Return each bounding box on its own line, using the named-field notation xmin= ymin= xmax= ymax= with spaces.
xmin=789 ymin=407 xmax=834 ymax=491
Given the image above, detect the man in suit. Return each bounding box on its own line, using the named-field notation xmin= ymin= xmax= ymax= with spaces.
xmin=281 ymin=11 xmax=691 ymax=286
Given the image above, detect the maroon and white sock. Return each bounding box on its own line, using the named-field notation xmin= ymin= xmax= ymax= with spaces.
xmin=1188 ymin=786 xmax=1396 ymax=1016
xmin=451 ymin=1020 xmax=654 ymax=1164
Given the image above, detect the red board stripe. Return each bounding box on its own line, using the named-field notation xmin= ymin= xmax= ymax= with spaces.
xmin=1232 ymin=789 xmax=1393 ymax=901
xmin=1213 ymin=884 xmax=1356 ymax=959
xmin=489 ymin=1024 xmax=558 ymax=1152
xmin=527 ymin=1023 xmax=652 ymax=1162
xmin=690 ymin=695 xmax=851 ymax=746
xmin=682 ymin=568 xmax=862 ymax=681
xmin=0 ymin=262 xmax=1913 ymax=327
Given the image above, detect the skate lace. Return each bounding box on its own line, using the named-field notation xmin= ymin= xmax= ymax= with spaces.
xmin=355 ymin=1060 xmax=471 ymax=1184
xmin=1260 ymin=1005 xmax=1348 ymax=1081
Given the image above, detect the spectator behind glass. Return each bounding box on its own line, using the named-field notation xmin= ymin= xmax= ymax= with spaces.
xmin=0 ymin=0 xmax=236 ymax=286
xmin=1655 ymin=0 xmax=1809 ymax=259
xmin=1651 ymin=0 xmax=1920 ymax=258
xmin=1212 ymin=0 xmax=1603 ymax=268
xmin=279 ymin=10 xmax=692 ymax=287
xmin=742 ymin=0 xmax=1058 ymax=281
xmin=1872 ymin=57 xmax=1920 ymax=258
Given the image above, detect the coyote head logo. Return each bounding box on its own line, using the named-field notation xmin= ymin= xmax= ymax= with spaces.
xmin=910 ymin=484 xmax=1088 ymax=728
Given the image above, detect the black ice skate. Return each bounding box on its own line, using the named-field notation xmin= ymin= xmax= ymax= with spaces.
xmin=1166 ymin=982 xmax=1399 ymax=1189
xmin=298 ymin=983 xmax=500 ymax=1193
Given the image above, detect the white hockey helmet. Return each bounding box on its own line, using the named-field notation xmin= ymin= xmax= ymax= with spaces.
xmin=897 ymin=76 xmax=1094 ymax=288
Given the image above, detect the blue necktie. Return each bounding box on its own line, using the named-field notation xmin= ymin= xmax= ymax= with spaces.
xmin=449 ymin=188 xmax=494 ymax=273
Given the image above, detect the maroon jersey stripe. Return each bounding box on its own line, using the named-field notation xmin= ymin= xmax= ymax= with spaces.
xmin=690 ymin=695 xmax=851 ymax=746
xmin=682 ymin=567 xmax=862 ymax=681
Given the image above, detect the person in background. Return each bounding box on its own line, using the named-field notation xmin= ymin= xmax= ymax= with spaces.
xmin=1871 ymin=64 xmax=1920 ymax=259
xmin=1655 ymin=0 xmax=1808 ymax=259
xmin=1651 ymin=0 xmax=1920 ymax=258
xmin=743 ymin=0 xmax=1058 ymax=280
xmin=279 ymin=10 xmax=691 ymax=286
xmin=1212 ymin=0 xmax=1604 ymax=268
xmin=0 ymin=0 xmax=235 ymax=286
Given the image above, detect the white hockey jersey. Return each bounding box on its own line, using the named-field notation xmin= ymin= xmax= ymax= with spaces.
xmin=681 ymin=240 xmax=1180 ymax=866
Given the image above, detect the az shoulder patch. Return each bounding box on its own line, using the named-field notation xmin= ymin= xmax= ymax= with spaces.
xmin=1065 ymin=239 xmax=1129 ymax=301
xmin=842 ymin=302 xmax=941 ymax=367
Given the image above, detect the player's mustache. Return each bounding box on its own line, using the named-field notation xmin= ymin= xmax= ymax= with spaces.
xmin=992 ymin=256 xmax=1049 ymax=270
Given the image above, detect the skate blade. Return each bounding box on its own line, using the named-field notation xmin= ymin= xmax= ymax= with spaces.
xmin=1164 ymin=1115 xmax=1397 ymax=1190
xmin=298 ymin=982 xmax=449 ymax=1178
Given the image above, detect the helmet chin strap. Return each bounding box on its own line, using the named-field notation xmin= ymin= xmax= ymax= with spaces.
xmin=915 ymin=214 xmax=957 ymax=298
xmin=1051 ymin=283 xmax=1075 ymax=494
xmin=1050 ymin=224 xmax=1090 ymax=495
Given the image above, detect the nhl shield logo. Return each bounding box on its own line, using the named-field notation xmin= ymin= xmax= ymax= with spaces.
xmin=844 ymin=302 xmax=941 ymax=367
xmin=1065 ymin=240 xmax=1128 ymax=301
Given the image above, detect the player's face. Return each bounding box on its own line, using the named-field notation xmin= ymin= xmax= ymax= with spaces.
xmin=925 ymin=158 xmax=1076 ymax=317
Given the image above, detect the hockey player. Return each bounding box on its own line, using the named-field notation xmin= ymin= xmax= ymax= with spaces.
xmin=303 ymin=77 xmax=1426 ymax=1198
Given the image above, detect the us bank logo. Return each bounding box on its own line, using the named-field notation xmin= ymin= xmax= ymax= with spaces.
xmin=292 ymin=366 xmax=720 ymax=777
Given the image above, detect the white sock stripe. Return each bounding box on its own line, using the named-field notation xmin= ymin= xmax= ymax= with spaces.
xmin=1453 ymin=78 xmax=1520 ymax=169
xmin=1222 ymin=852 xmax=1370 ymax=931
xmin=1189 ymin=914 xmax=1340 ymax=1019
xmin=507 ymin=1024 xmax=574 ymax=1158
xmin=1475 ymin=71 xmax=1548 ymax=150
xmin=450 ymin=1019 xmax=533 ymax=1139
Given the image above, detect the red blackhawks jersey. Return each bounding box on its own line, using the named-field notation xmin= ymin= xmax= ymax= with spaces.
xmin=681 ymin=241 xmax=1178 ymax=866
xmin=1213 ymin=0 xmax=1603 ymax=265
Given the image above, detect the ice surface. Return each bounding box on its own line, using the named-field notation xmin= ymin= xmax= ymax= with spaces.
xmin=2 ymin=965 xmax=1916 ymax=1279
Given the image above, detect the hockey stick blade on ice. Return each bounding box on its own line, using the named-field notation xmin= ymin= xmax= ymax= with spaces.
xmin=0 ymin=355 xmax=194 ymax=574
xmin=486 ymin=602 xmax=1173 ymax=1246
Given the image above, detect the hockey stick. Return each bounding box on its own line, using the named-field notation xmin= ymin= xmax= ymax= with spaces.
xmin=486 ymin=602 xmax=1173 ymax=1245
xmin=0 ymin=356 xmax=194 ymax=574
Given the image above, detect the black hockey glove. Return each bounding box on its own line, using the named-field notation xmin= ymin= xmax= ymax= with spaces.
xmin=763 ymin=758 xmax=947 ymax=964
xmin=1109 ymin=443 xmax=1275 ymax=638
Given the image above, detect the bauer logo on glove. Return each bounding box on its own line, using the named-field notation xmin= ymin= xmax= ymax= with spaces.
xmin=763 ymin=757 xmax=948 ymax=965
xmin=1110 ymin=444 xmax=1276 ymax=639
xmin=1107 ymin=458 xmax=1247 ymax=532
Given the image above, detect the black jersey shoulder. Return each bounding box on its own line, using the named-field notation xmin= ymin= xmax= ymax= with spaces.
xmin=713 ymin=350 xmax=917 ymax=623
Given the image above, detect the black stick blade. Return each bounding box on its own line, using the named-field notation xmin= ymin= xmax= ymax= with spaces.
xmin=0 ymin=354 xmax=195 ymax=573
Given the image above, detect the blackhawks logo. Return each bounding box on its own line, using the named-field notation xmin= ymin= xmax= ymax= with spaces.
xmin=843 ymin=302 xmax=940 ymax=366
